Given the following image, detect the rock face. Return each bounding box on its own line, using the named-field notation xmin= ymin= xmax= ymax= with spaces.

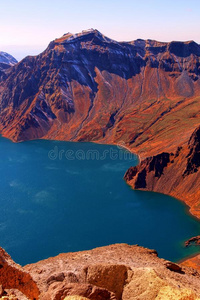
xmin=0 ymin=247 xmax=39 ymax=299
xmin=1 ymin=244 xmax=200 ymax=300
xmin=124 ymin=125 xmax=200 ymax=218
xmin=0 ymin=29 xmax=200 ymax=159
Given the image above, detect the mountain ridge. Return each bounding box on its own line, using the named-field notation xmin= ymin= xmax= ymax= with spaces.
xmin=0 ymin=30 xmax=200 ymax=149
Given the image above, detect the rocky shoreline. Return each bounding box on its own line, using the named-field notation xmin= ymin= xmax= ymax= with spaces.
xmin=124 ymin=125 xmax=200 ymax=220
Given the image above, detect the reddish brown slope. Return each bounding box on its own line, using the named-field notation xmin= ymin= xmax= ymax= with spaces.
xmin=181 ymin=254 xmax=200 ymax=272
xmin=124 ymin=126 xmax=200 ymax=218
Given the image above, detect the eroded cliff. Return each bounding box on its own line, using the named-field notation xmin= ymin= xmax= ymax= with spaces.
xmin=124 ymin=125 xmax=200 ymax=218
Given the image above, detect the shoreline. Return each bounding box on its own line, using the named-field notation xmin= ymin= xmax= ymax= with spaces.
xmin=178 ymin=251 xmax=200 ymax=265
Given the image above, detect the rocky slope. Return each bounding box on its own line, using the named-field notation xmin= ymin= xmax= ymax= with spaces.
xmin=124 ymin=125 xmax=200 ymax=218
xmin=0 ymin=29 xmax=200 ymax=159
xmin=1 ymin=244 xmax=200 ymax=300
xmin=0 ymin=51 xmax=17 ymax=80
xmin=181 ymin=254 xmax=200 ymax=272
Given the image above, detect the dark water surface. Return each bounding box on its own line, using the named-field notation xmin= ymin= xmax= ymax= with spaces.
xmin=0 ymin=137 xmax=199 ymax=265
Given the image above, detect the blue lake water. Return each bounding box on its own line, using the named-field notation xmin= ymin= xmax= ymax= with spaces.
xmin=0 ymin=136 xmax=199 ymax=266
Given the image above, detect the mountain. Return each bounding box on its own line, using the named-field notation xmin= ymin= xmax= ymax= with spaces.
xmin=0 ymin=29 xmax=200 ymax=217
xmin=0 ymin=51 xmax=17 ymax=79
xmin=0 ymin=51 xmax=17 ymax=66
xmin=1 ymin=244 xmax=200 ymax=299
xmin=0 ymin=29 xmax=199 ymax=154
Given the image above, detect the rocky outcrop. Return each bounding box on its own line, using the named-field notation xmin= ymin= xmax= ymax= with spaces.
xmin=124 ymin=125 xmax=200 ymax=218
xmin=0 ymin=247 xmax=39 ymax=299
xmin=185 ymin=236 xmax=200 ymax=247
xmin=1 ymin=244 xmax=200 ymax=300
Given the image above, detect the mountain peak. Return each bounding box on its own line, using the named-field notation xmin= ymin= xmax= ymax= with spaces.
xmin=54 ymin=29 xmax=115 ymax=44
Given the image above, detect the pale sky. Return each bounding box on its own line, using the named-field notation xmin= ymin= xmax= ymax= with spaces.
xmin=0 ymin=0 xmax=200 ymax=61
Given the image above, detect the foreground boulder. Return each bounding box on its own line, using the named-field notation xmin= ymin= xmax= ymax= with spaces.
xmin=0 ymin=244 xmax=200 ymax=299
